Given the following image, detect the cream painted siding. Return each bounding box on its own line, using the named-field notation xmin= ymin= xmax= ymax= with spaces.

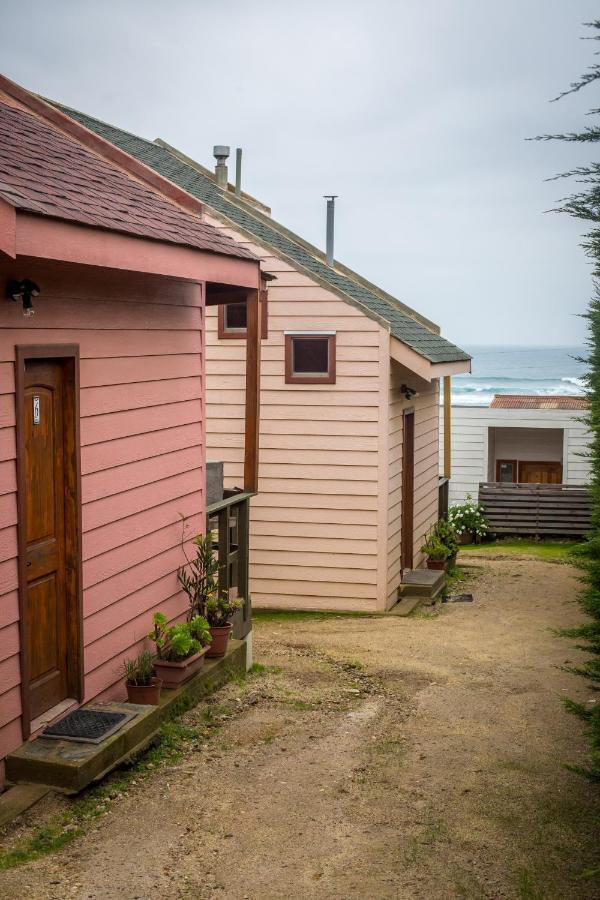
xmin=440 ymin=406 xmax=592 ymax=504
xmin=386 ymin=366 xmax=404 ymax=607
xmin=204 ymin=213 xmax=384 ymax=611
xmin=412 ymin=382 xmax=440 ymax=566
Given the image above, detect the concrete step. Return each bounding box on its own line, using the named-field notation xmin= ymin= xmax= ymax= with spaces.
xmin=398 ymin=568 xmax=446 ymax=599
xmin=6 ymin=640 xmax=247 ymax=795
xmin=387 ymin=595 xmax=423 ymax=617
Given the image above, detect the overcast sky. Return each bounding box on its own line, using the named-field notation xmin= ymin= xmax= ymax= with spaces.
xmin=1 ymin=0 xmax=598 ymax=347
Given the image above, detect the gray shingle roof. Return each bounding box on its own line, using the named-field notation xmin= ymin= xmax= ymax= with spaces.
xmin=51 ymin=100 xmax=470 ymax=365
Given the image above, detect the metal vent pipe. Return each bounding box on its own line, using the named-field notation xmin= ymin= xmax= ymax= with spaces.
xmin=324 ymin=195 xmax=337 ymax=267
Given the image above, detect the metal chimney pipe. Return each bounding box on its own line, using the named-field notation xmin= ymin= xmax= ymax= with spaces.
xmin=324 ymin=195 xmax=338 ymax=267
xmin=213 ymin=145 xmax=230 ymax=189
xmin=235 ymin=148 xmax=242 ymax=197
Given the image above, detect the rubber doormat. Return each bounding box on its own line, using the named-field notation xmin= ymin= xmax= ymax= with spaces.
xmin=42 ymin=708 xmax=135 ymax=744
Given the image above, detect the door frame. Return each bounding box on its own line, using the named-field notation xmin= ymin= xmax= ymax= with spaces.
xmin=15 ymin=345 xmax=83 ymax=739
xmin=401 ymin=407 xmax=415 ymax=573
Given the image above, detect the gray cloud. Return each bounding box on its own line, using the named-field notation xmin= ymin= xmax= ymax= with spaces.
xmin=1 ymin=0 xmax=597 ymax=346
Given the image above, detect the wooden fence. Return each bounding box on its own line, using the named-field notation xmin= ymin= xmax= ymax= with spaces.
xmin=478 ymin=482 xmax=591 ymax=536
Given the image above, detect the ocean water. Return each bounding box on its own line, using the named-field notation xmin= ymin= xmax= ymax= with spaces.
xmin=452 ymin=345 xmax=587 ymax=406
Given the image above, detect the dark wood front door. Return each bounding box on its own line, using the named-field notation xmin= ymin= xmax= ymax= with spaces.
xmin=401 ymin=409 xmax=415 ymax=572
xmin=20 ymin=355 xmax=80 ymax=721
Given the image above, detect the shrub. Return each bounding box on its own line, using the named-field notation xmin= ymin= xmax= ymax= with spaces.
xmin=433 ymin=518 xmax=459 ymax=557
xmin=448 ymin=495 xmax=488 ymax=539
xmin=177 ymin=532 xmax=221 ymax=619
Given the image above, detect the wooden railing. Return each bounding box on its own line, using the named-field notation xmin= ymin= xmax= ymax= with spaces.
xmin=206 ymin=490 xmax=254 ymax=639
xmin=478 ymin=482 xmax=591 ymax=536
xmin=438 ymin=477 xmax=450 ymax=520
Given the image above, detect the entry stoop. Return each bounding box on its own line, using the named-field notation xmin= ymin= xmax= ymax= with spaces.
xmin=389 ymin=569 xmax=446 ymax=616
xmin=6 ymin=640 xmax=247 ymax=795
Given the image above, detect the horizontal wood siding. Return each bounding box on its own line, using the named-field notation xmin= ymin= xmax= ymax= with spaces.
xmin=440 ymin=406 xmax=592 ymax=504
xmin=204 ymin=213 xmax=382 ymax=611
xmin=387 ymin=365 xmax=440 ymax=606
xmin=0 ymin=261 xmax=205 ymax=763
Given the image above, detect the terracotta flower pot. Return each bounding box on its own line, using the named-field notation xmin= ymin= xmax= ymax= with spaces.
xmin=426 ymin=558 xmax=446 ymax=571
xmin=126 ymin=676 xmax=162 ymax=705
xmin=153 ymin=647 xmax=208 ymax=688
xmin=206 ymin=623 xmax=233 ymax=658
xmin=459 ymin=531 xmax=474 ymax=545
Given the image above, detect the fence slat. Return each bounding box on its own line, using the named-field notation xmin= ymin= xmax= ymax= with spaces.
xmin=478 ymin=482 xmax=590 ymax=536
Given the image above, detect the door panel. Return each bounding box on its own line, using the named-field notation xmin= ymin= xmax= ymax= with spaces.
xmin=401 ymin=410 xmax=415 ymax=572
xmin=519 ymin=461 xmax=562 ymax=484
xmin=24 ymin=359 xmax=69 ymax=720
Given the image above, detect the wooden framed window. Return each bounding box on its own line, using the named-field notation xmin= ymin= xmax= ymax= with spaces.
xmin=218 ymin=294 xmax=268 ymax=340
xmin=496 ymin=459 xmax=518 ymax=483
xmin=284 ymin=332 xmax=336 ymax=384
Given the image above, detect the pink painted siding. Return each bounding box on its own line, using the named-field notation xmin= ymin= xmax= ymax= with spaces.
xmin=0 ymin=260 xmax=205 ymax=763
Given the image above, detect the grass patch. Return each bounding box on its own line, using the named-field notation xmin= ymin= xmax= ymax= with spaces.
xmin=460 ymin=539 xmax=579 ymax=563
xmin=252 ymin=608 xmax=373 ymax=624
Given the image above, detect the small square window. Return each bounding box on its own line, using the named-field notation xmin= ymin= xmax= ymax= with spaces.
xmin=217 ymin=294 xmax=268 ymax=340
xmin=285 ymin=333 xmax=336 ymax=384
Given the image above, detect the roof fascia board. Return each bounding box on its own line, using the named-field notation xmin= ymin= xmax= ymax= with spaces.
xmin=389 ymin=335 xmax=433 ymax=381
xmin=16 ymin=212 xmax=260 ymax=287
xmin=0 ymin=75 xmax=204 ymax=218
xmin=430 ymin=359 xmax=471 ymax=378
xmin=156 ymin=138 xmax=440 ymax=333
xmin=0 ymin=195 xmax=16 ymax=258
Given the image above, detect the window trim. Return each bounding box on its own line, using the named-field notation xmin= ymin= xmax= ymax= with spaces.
xmin=284 ymin=332 xmax=336 ymax=385
xmin=217 ymin=292 xmax=268 ymax=340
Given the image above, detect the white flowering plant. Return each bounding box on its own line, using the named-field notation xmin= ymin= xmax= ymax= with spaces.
xmin=447 ymin=495 xmax=488 ymax=539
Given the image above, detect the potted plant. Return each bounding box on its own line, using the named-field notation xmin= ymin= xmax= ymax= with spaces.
xmin=177 ymin=531 xmax=220 ymax=619
xmin=205 ymin=593 xmax=243 ymax=658
xmin=122 ymin=649 xmax=162 ymax=705
xmin=448 ymin=495 xmax=488 ymax=545
xmin=148 ymin=612 xmax=211 ymax=688
xmin=420 ymin=533 xmax=449 ymax=570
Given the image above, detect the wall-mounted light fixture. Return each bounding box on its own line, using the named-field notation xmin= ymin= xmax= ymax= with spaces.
xmin=7 ymin=279 xmax=40 ymax=317
xmin=401 ymin=383 xmax=418 ymax=401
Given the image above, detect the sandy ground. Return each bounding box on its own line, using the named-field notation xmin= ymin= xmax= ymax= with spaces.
xmin=0 ymin=556 xmax=599 ymax=900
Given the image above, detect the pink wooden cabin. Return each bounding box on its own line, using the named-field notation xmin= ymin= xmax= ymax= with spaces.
xmin=0 ymin=77 xmax=261 ymax=781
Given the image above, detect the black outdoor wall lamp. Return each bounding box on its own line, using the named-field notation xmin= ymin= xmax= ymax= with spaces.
xmin=6 ymin=279 xmax=40 ymax=317
xmin=401 ymin=383 xmax=418 ymax=401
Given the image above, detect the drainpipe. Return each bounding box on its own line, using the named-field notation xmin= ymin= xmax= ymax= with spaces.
xmin=235 ymin=148 xmax=242 ymax=197
xmin=324 ymin=195 xmax=337 ymax=266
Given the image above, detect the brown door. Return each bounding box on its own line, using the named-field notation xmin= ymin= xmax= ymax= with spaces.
xmin=22 ymin=357 xmax=78 ymax=720
xmin=518 ymin=461 xmax=562 ymax=484
xmin=401 ymin=409 xmax=415 ymax=572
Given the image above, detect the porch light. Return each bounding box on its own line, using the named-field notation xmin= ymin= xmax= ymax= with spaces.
xmin=7 ymin=278 xmax=39 ymax=317
xmin=401 ymin=384 xmax=418 ymax=401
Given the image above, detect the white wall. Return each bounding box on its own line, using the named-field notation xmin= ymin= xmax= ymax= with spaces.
xmin=439 ymin=406 xmax=591 ymax=504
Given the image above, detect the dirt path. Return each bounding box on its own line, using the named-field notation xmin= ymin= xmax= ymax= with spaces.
xmin=1 ymin=557 xmax=599 ymax=899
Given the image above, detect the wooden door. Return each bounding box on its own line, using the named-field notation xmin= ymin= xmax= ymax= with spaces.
xmin=20 ymin=357 xmax=79 ymax=721
xmin=401 ymin=409 xmax=415 ymax=572
xmin=518 ymin=461 xmax=563 ymax=484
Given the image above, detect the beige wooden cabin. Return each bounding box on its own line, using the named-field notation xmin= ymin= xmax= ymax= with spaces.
xmin=54 ymin=103 xmax=471 ymax=612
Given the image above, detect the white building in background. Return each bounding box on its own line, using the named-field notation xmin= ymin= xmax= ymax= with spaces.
xmin=440 ymin=395 xmax=591 ymax=506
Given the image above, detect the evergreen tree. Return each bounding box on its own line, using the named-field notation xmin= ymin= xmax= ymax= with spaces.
xmin=537 ymin=20 xmax=600 ymax=780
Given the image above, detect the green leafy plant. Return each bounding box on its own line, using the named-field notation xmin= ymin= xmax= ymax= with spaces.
xmin=448 ymin=495 xmax=488 ymax=538
xmin=178 ymin=530 xmax=223 ymax=619
xmin=420 ymin=533 xmax=449 ymax=562
xmin=121 ymin=649 xmax=155 ymax=686
xmin=535 ymin=20 xmax=600 ymax=780
xmin=205 ymin=593 xmax=243 ymax=627
xmin=433 ymin=518 xmax=459 ymax=558
xmin=148 ymin=612 xmax=210 ymax=662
